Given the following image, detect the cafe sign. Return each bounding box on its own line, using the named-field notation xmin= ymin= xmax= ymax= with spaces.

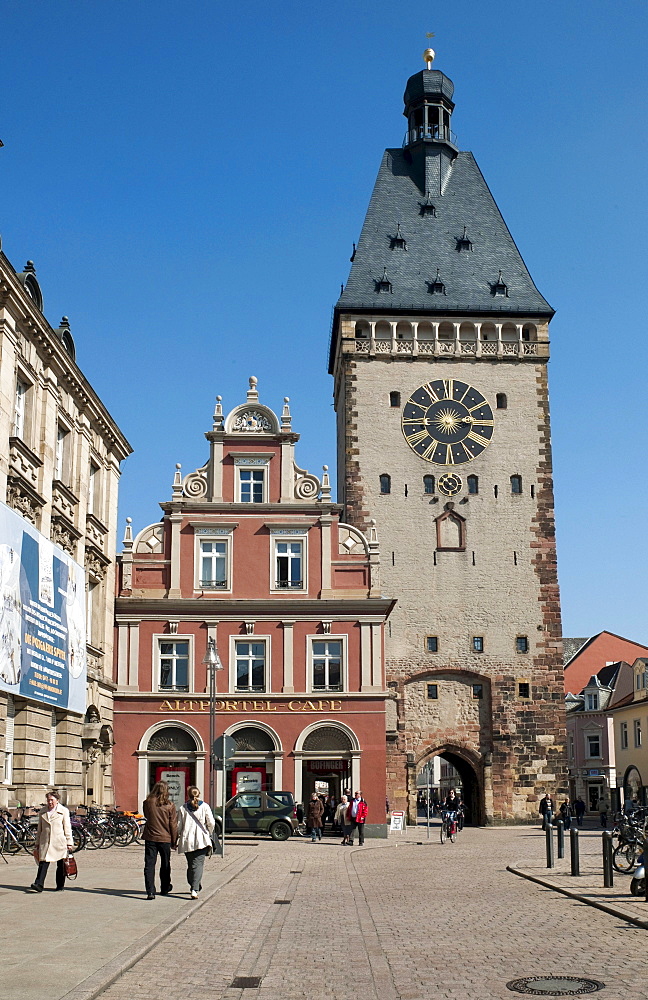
xmin=158 ymin=698 xmax=343 ymax=713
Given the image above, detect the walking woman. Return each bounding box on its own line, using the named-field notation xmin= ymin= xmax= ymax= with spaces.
xmin=306 ymin=792 xmax=324 ymax=842
xmin=143 ymin=781 xmax=178 ymax=900
xmin=334 ymin=794 xmax=350 ymax=845
xmin=177 ymin=786 xmax=216 ymax=899
xmin=30 ymin=789 xmax=74 ymax=892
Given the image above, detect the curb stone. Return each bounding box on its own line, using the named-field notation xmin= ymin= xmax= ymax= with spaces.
xmin=507 ymin=865 xmax=648 ymax=930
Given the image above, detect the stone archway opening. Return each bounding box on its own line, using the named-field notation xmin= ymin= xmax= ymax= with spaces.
xmin=416 ymin=747 xmax=484 ymax=825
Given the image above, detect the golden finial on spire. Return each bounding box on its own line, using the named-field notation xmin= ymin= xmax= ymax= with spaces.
xmin=423 ymin=33 xmax=435 ymax=69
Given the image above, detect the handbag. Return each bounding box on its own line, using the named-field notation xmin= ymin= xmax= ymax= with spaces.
xmin=63 ymin=852 xmax=78 ymax=879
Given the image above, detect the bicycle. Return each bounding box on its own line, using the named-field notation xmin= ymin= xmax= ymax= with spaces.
xmin=440 ymin=809 xmax=457 ymax=844
xmin=0 ymin=810 xmax=35 ymax=859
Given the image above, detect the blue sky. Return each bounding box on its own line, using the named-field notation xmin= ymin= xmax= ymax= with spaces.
xmin=2 ymin=1 xmax=647 ymax=641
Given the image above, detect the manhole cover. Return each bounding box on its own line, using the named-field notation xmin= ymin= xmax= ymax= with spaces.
xmin=507 ymin=977 xmax=604 ymax=996
xmin=230 ymin=977 xmax=262 ymax=989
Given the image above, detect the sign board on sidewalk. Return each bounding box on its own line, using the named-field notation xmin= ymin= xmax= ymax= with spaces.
xmin=390 ymin=810 xmax=406 ymax=833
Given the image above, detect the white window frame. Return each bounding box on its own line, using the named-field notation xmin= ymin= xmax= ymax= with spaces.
xmin=585 ymin=733 xmax=601 ymax=759
xmin=235 ymin=459 xmax=269 ymax=503
xmin=55 ymin=425 xmax=66 ymax=480
xmin=634 ymin=719 xmax=642 ymax=748
xmin=195 ymin=533 xmax=232 ymax=593
xmin=88 ymin=461 xmax=100 ymax=517
xmin=306 ymin=633 xmax=347 ymax=694
xmin=13 ymin=378 xmax=28 ymax=439
xmin=620 ymin=721 xmax=629 ymax=750
xmin=270 ymin=530 xmax=308 ymax=593
xmin=230 ymin=635 xmax=271 ymax=694
xmin=586 ymin=692 xmax=599 ymax=711
xmin=153 ymin=634 xmax=194 ymax=693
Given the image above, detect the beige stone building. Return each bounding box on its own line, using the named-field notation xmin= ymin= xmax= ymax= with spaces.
xmin=610 ymin=658 xmax=648 ymax=806
xmin=329 ymin=55 xmax=567 ymax=822
xmin=0 ymin=251 xmax=131 ymax=808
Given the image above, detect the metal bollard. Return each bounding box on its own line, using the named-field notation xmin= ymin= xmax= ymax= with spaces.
xmin=570 ymin=826 xmax=580 ymax=877
xmin=602 ymin=830 xmax=614 ymax=888
xmin=556 ymin=819 xmax=564 ymax=859
xmin=545 ymin=820 xmax=555 ymax=868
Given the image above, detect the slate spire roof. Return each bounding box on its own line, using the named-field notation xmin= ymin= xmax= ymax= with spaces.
xmin=334 ymin=65 xmax=553 ymax=322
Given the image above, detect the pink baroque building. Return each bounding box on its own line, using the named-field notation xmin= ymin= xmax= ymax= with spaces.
xmin=112 ymin=379 xmax=394 ymax=836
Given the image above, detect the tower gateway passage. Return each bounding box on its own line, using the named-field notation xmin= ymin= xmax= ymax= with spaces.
xmin=329 ymin=51 xmax=567 ymax=823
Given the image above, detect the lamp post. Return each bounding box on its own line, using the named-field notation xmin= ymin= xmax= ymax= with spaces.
xmin=202 ymin=636 xmax=223 ymax=818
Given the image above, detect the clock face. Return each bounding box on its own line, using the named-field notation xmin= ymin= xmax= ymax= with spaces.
xmin=438 ymin=473 xmax=463 ymax=497
xmin=402 ymin=379 xmax=494 ymax=465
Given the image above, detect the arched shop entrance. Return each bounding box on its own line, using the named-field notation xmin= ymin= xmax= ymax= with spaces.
xmin=294 ymin=723 xmax=360 ymax=807
xmin=414 ymin=746 xmax=484 ymax=825
xmin=623 ymin=765 xmax=644 ymax=806
xmin=137 ymin=722 xmax=206 ymax=808
xmin=223 ymin=724 xmax=283 ymax=797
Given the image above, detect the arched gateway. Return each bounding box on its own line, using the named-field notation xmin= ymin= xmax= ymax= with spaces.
xmin=415 ymin=745 xmax=487 ymax=826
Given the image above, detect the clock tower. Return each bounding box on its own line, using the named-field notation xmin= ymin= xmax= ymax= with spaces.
xmin=329 ymin=52 xmax=567 ymax=822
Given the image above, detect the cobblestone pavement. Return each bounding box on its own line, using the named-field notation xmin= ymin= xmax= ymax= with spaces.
xmin=93 ymin=823 xmax=647 ymax=1000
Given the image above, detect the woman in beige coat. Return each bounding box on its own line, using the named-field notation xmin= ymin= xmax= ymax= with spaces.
xmin=30 ymin=790 xmax=74 ymax=892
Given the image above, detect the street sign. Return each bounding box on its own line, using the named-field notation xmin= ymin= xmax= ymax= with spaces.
xmin=212 ymin=734 xmax=237 ymax=763
xmin=390 ymin=810 xmax=406 ymax=833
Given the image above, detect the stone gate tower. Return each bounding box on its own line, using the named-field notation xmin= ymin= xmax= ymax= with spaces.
xmin=329 ymin=52 xmax=567 ymax=822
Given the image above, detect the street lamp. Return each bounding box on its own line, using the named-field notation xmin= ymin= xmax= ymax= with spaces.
xmin=202 ymin=636 xmax=223 ymax=816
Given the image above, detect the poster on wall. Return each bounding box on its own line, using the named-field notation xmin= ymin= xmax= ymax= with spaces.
xmin=0 ymin=501 xmax=86 ymax=715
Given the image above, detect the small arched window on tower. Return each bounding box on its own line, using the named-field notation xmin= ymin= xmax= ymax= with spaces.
xmin=496 ymin=393 xmax=507 ymax=410
xmin=380 ymin=474 xmax=391 ymax=495
xmin=389 ymin=391 xmax=401 ymax=408
xmin=467 ymin=475 xmax=479 ymax=495
xmin=511 ymin=475 xmax=523 ymax=495
xmin=423 ymin=475 xmax=435 ymax=495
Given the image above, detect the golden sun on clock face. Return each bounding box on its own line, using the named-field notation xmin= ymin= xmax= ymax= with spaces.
xmin=401 ymin=379 xmax=494 ymax=465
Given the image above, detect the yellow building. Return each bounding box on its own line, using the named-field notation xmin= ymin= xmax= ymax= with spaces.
xmin=609 ymin=657 xmax=648 ymax=805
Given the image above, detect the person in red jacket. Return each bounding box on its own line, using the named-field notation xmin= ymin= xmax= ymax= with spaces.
xmin=347 ymin=791 xmax=368 ymax=845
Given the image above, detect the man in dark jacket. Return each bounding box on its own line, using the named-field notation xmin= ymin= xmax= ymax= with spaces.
xmin=539 ymin=792 xmax=553 ymax=830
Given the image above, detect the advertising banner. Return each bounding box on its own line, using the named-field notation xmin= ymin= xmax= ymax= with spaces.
xmin=0 ymin=501 xmax=86 ymax=715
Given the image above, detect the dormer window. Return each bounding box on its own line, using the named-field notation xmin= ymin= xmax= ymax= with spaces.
xmin=428 ymin=269 xmax=445 ymax=294
xmin=390 ymin=224 xmax=407 ymax=250
xmin=586 ymin=692 xmax=599 ymax=711
xmin=419 ymin=198 xmax=436 ymax=217
xmin=491 ymin=271 xmax=508 ymax=296
xmin=375 ymin=268 xmax=392 ymax=293
xmin=456 ymin=227 xmax=473 ymax=252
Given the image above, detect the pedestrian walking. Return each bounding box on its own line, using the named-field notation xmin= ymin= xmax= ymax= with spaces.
xmin=143 ymin=781 xmax=178 ymax=900
xmin=29 ymin=789 xmax=74 ymax=892
xmin=538 ymin=792 xmax=553 ymax=830
xmin=599 ymin=799 xmax=609 ymax=829
xmin=335 ymin=795 xmax=351 ymax=845
xmin=307 ymin=792 xmax=324 ymax=842
xmin=176 ymin=785 xmax=215 ymax=899
xmin=559 ymin=799 xmax=572 ymax=831
xmin=347 ymin=790 xmax=368 ymax=845
xmin=574 ymin=797 xmax=585 ymax=826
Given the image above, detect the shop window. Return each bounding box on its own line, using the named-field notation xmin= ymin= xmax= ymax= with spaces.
xmin=380 ymin=474 xmax=391 ymax=495
xmin=274 ymin=538 xmax=304 ymax=590
xmin=199 ymin=538 xmax=229 ymax=590
xmin=423 ymin=475 xmax=435 ymax=495
xmin=235 ymin=640 xmax=266 ymax=692
xmin=472 ymin=636 xmax=484 ymax=653
xmin=427 ymin=683 xmax=438 ymax=700
xmin=425 ymin=636 xmax=438 ymax=652
xmin=159 ymin=639 xmax=190 ymax=691
xmin=238 ymin=467 xmax=266 ymax=503
xmin=311 ymin=639 xmax=343 ymax=692
xmin=586 ymin=734 xmax=601 ymax=758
